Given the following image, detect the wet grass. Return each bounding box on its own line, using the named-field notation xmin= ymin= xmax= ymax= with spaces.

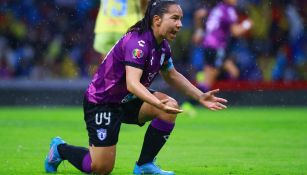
xmin=0 ymin=107 xmax=306 ymax=175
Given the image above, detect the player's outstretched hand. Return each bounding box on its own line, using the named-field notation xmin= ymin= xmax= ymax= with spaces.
xmin=198 ymin=89 xmax=228 ymax=111
xmin=159 ymin=98 xmax=184 ymax=114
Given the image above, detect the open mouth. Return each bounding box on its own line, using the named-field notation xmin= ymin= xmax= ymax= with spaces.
xmin=170 ymin=30 xmax=178 ymax=37
xmin=172 ymin=30 xmax=178 ymax=34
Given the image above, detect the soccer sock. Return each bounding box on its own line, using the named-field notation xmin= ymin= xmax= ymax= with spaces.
xmin=137 ymin=118 xmax=175 ymax=166
xmin=57 ymin=144 xmax=92 ymax=173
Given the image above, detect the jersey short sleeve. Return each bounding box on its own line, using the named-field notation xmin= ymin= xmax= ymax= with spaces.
xmin=161 ymin=57 xmax=174 ymax=72
xmin=123 ymin=34 xmax=149 ymax=69
xmin=161 ymin=42 xmax=174 ymax=72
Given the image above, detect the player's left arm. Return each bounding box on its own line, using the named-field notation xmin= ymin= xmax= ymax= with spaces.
xmin=160 ymin=66 xmax=202 ymax=101
xmin=160 ymin=65 xmax=228 ymax=110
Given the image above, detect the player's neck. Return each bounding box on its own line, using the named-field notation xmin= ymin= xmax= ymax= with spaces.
xmin=151 ymin=27 xmax=163 ymax=45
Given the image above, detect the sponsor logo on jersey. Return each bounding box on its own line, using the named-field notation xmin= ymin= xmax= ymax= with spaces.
xmin=148 ymin=72 xmax=157 ymax=82
xmin=121 ymin=93 xmax=137 ymax=103
xmin=132 ymin=49 xmax=144 ymax=59
xmin=150 ymin=49 xmax=155 ymax=65
xmin=138 ymin=40 xmax=145 ymax=47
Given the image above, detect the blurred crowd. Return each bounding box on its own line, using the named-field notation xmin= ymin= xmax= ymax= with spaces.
xmin=0 ymin=0 xmax=100 ymax=79
xmin=0 ymin=0 xmax=306 ymax=82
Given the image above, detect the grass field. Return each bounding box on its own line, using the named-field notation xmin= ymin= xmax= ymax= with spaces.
xmin=0 ymin=107 xmax=306 ymax=175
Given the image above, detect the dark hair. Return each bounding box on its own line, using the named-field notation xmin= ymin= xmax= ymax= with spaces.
xmin=127 ymin=0 xmax=179 ymax=34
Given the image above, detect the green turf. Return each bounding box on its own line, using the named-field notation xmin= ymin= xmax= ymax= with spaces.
xmin=0 ymin=107 xmax=306 ymax=175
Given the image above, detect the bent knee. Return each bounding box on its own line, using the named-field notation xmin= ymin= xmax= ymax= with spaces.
xmin=154 ymin=92 xmax=179 ymax=109
xmin=160 ymin=99 xmax=180 ymax=122
xmin=166 ymin=99 xmax=179 ymax=109
xmin=91 ymin=162 xmax=114 ymax=175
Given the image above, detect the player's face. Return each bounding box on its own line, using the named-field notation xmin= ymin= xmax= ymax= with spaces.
xmin=157 ymin=4 xmax=183 ymax=42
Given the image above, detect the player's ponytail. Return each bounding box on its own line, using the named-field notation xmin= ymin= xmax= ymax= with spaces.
xmin=127 ymin=0 xmax=178 ymax=34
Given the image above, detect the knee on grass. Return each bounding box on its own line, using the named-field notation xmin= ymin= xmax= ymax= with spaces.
xmin=91 ymin=162 xmax=114 ymax=175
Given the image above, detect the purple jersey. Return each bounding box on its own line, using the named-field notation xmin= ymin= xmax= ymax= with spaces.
xmin=203 ymin=2 xmax=238 ymax=49
xmin=85 ymin=30 xmax=173 ymax=104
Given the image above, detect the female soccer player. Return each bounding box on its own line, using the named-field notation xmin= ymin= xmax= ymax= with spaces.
xmin=45 ymin=0 xmax=227 ymax=174
xmin=195 ymin=0 xmax=253 ymax=91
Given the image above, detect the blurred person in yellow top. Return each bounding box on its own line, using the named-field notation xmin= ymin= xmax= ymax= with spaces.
xmin=94 ymin=0 xmax=148 ymax=58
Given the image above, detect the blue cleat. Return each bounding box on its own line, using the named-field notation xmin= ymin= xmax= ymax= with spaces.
xmin=44 ymin=136 xmax=66 ymax=173
xmin=133 ymin=160 xmax=175 ymax=175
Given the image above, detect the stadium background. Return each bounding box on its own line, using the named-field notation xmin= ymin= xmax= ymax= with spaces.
xmin=0 ymin=0 xmax=307 ymax=106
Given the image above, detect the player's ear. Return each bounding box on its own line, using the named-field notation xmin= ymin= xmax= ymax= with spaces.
xmin=153 ymin=15 xmax=162 ymax=26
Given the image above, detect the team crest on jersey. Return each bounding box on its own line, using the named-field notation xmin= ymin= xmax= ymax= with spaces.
xmin=132 ymin=49 xmax=144 ymax=59
xmin=97 ymin=128 xmax=107 ymax=141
